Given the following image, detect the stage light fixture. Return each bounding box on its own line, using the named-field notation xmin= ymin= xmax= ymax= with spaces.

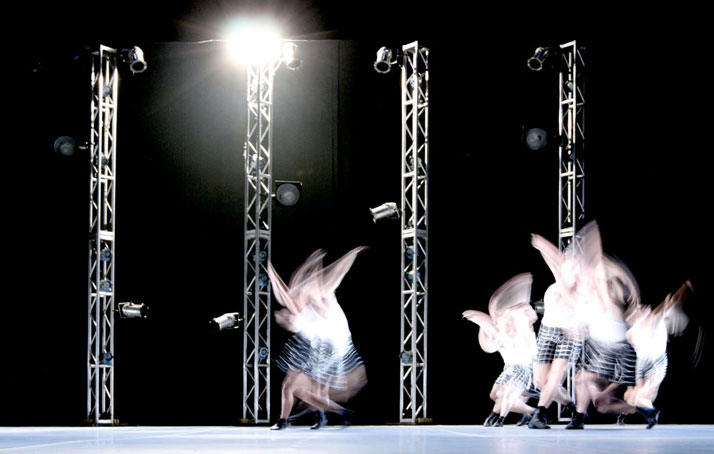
xmin=244 ymin=145 xmax=267 ymax=172
xmin=406 ymin=270 xmax=421 ymax=283
xmin=100 ymin=248 xmax=113 ymax=262
xmin=281 ymin=42 xmax=302 ymax=70
xmin=400 ymin=350 xmax=413 ymax=364
xmin=258 ymin=273 xmax=269 ymax=287
xmin=258 ymin=346 xmax=269 ymax=359
xmin=254 ymin=250 xmax=267 ymax=263
xmin=532 ymin=299 xmax=544 ymax=315
xmin=54 ymin=136 xmax=88 ymax=157
xmin=527 ymin=47 xmax=551 ymax=71
xmin=274 ymin=180 xmax=302 ymax=207
xmin=210 ymin=312 xmax=244 ymax=331
xmin=53 ymin=136 xmax=76 ymax=157
xmin=525 ymin=127 xmax=548 ymax=150
xmin=370 ymin=202 xmax=400 ymax=222
xmin=100 ymin=280 xmax=113 ymax=292
xmin=374 ymin=47 xmax=402 ymax=74
xmin=121 ymin=46 xmax=147 ymax=74
xmin=117 ymin=301 xmax=149 ymax=319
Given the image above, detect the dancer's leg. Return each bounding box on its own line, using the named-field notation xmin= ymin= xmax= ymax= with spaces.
xmin=532 ymin=363 xmax=550 ymax=393
xmin=537 ymin=359 xmax=570 ymax=408
xmin=592 ymin=382 xmax=636 ymax=415
xmin=280 ymin=372 xmax=301 ymax=419
xmin=631 ymin=377 xmax=662 ymax=409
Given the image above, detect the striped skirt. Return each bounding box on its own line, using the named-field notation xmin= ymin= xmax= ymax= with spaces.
xmin=275 ymin=333 xmax=364 ymax=389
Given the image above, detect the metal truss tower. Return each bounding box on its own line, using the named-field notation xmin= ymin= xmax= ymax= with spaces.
xmin=87 ymin=45 xmax=119 ymax=426
xmin=242 ymin=61 xmax=279 ymax=423
xmin=556 ymin=40 xmax=585 ymax=421
xmin=399 ymin=42 xmax=430 ymax=424
xmin=557 ymin=41 xmax=586 ymax=251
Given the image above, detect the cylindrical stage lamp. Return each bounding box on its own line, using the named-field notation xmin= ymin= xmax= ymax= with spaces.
xmin=527 ymin=47 xmax=550 ymax=71
xmin=211 ymin=312 xmax=244 ymax=331
xmin=374 ymin=47 xmax=402 ymax=74
xmin=117 ymin=302 xmax=149 ymax=319
xmin=370 ymin=202 xmax=400 ymax=222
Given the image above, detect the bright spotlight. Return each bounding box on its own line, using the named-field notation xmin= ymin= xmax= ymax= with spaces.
xmin=225 ymin=21 xmax=282 ymax=65
xmin=370 ymin=202 xmax=400 ymax=222
xmin=374 ymin=47 xmax=402 ymax=74
xmin=117 ymin=302 xmax=149 ymax=319
xmin=527 ymin=47 xmax=551 ymax=71
xmin=210 ymin=312 xmax=244 ymax=331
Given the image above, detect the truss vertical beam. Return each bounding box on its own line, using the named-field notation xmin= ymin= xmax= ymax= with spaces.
xmin=87 ymin=45 xmax=119 ymax=426
xmin=242 ymin=62 xmax=276 ymax=424
xmin=556 ymin=40 xmax=585 ymax=421
xmin=557 ymin=41 xmax=586 ymax=251
xmin=399 ymin=42 xmax=429 ymax=424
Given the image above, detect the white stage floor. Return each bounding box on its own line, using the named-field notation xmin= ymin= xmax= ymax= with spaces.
xmin=1 ymin=425 xmax=713 ymax=454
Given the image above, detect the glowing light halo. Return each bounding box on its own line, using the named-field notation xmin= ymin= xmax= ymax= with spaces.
xmin=225 ymin=19 xmax=282 ymax=65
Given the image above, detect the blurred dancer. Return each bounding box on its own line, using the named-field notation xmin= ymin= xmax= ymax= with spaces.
xmin=528 ymin=233 xmax=583 ymax=429
xmin=464 ymin=273 xmax=539 ymax=427
xmin=624 ymin=280 xmax=693 ymax=428
xmin=268 ymin=247 xmax=367 ymax=430
xmin=566 ymin=222 xmax=640 ymax=429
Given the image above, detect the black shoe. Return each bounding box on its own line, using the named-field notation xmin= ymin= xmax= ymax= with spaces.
xmin=565 ymin=411 xmax=586 ymax=430
xmin=517 ymin=414 xmax=533 ymax=426
xmin=484 ymin=411 xmax=499 ymax=427
xmin=287 ymin=408 xmax=314 ymax=424
xmin=528 ymin=407 xmax=550 ymax=429
xmin=336 ymin=417 xmax=352 ymax=429
xmin=270 ymin=418 xmax=288 ymax=430
xmin=637 ymin=407 xmax=660 ymax=429
xmin=493 ymin=416 xmax=506 ymax=427
xmin=647 ymin=410 xmax=660 ymax=430
xmin=332 ymin=411 xmax=353 ymax=429
xmin=310 ymin=411 xmax=327 ymax=430
xmin=617 ymin=413 xmax=627 ymax=425
xmin=565 ymin=401 xmax=577 ymax=415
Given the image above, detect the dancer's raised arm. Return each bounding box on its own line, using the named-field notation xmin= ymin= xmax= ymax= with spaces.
xmin=267 ymin=261 xmax=299 ymax=315
xmin=289 ymin=249 xmax=326 ymax=289
xmin=655 ymin=280 xmax=693 ymax=336
xmin=320 ymin=246 xmax=368 ymax=296
xmin=463 ymin=310 xmax=500 ymax=353
xmin=530 ymin=233 xmax=564 ymax=280
xmin=488 ymin=273 xmax=533 ymax=319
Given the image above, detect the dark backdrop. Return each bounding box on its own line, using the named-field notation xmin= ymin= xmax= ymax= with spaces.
xmin=4 ymin=3 xmax=711 ymax=426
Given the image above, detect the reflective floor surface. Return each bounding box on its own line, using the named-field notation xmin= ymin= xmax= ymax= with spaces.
xmin=1 ymin=425 xmax=713 ymax=454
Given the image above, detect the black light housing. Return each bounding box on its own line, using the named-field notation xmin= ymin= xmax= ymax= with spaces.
xmin=54 ymin=136 xmax=88 ymax=156
xmin=274 ymin=180 xmax=302 ymax=207
xmin=524 ymin=127 xmax=548 ymax=151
